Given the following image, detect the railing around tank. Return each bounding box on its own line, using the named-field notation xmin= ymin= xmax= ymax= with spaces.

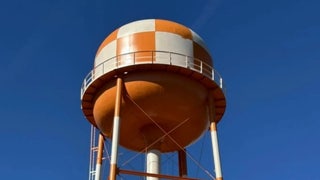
xmin=81 ymin=51 xmax=225 ymax=98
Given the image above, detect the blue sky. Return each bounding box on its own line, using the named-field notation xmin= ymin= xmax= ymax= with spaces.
xmin=1 ymin=0 xmax=319 ymax=179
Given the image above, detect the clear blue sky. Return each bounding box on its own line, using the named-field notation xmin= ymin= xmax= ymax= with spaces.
xmin=0 ymin=0 xmax=319 ymax=179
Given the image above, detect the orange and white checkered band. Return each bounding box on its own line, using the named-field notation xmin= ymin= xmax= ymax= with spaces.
xmin=94 ymin=19 xmax=213 ymax=66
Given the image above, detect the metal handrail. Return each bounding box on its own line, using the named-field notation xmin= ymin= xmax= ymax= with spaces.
xmin=81 ymin=51 xmax=225 ymax=98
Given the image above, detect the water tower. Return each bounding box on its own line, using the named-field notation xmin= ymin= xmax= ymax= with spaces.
xmin=81 ymin=19 xmax=226 ymax=180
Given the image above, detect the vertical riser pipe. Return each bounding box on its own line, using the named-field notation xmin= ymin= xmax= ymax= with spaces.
xmin=146 ymin=149 xmax=161 ymax=180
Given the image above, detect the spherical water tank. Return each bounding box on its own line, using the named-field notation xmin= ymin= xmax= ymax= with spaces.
xmin=81 ymin=19 xmax=226 ymax=152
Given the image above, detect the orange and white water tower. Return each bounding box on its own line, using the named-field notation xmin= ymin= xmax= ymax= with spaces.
xmin=81 ymin=19 xmax=226 ymax=180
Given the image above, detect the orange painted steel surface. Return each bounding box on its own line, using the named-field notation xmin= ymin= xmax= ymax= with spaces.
xmin=96 ymin=29 xmax=119 ymax=55
xmin=81 ymin=19 xmax=226 ymax=153
xmin=155 ymin=19 xmax=193 ymax=40
xmin=93 ymin=71 xmax=209 ymax=152
xmin=96 ymin=134 xmax=104 ymax=164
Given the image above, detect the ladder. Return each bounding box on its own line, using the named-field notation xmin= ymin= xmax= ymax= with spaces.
xmin=88 ymin=125 xmax=99 ymax=180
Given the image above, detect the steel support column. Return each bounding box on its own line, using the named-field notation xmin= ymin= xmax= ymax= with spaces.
xmin=208 ymin=94 xmax=223 ymax=180
xmin=178 ymin=149 xmax=188 ymax=177
xmin=109 ymin=78 xmax=123 ymax=180
xmin=94 ymin=134 xmax=104 ymax=180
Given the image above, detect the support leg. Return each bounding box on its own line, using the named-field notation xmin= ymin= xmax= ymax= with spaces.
xmin=94 ymin=134 xmax=104 ymax=180
xmin=178 ymin=149 xmax=187 ymax=177
xmin=210 ymin=122 xmax=223 ymax=180
xmin=208 ymin=94 xmax=223 ymax=180
xmin=109 ymin=78 xmax=123 ymax=180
